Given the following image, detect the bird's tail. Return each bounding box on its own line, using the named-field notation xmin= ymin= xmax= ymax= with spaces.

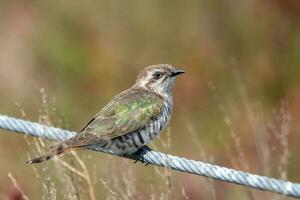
xmin=26 ymin=144 xmax=68 ymax=164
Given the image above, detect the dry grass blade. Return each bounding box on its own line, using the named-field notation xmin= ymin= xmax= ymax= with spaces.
xmin=8 ymin=173 xmax=30 ymax=200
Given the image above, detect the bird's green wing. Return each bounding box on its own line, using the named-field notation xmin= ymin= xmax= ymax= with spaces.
xmin=66 ymin=88 xmax=165 ymax=147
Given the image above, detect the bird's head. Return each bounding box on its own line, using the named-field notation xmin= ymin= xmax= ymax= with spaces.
xmin=135 ymin=64 xmax=185 ymax=97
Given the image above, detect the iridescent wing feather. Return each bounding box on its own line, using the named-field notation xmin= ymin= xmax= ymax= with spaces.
xmin=64 ymin=87 xmax=165 ymax=148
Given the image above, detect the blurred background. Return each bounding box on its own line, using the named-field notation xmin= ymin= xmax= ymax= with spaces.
xmin=0 ymin=0 xmax=300 ymax=199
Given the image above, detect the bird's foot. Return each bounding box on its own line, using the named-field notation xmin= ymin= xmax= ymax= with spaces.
xmin=130 ymin=146 xmax=152 ymax=165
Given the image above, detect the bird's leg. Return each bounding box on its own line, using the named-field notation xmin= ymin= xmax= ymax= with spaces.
xmin=130 ymin=145 xmax=152 ymax=165
xmin=140 ymin=146 xmax=152 ymax=166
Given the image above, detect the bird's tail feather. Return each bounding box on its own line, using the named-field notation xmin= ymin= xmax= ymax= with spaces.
xmin=26 ymin=145 xmax=67 ymax=164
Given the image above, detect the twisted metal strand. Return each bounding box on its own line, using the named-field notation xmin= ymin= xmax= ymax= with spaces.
xmin=0 ymin=114 xmax=300 ymax=198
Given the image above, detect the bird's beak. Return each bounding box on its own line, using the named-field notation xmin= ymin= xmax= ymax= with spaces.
xmin=170 ymin=69 xmax=185 ymax=77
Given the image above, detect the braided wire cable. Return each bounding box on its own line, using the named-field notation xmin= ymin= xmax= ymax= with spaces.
xmin=0 ymin=114 xmax=300 ymax=198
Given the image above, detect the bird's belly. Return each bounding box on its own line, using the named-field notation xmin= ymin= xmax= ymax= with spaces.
xmin=108 ymin=109 xmax=171 ymax=155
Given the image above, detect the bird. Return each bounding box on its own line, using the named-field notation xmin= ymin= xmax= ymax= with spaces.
xmin=26 ymin=64 xmax=185 ymax=164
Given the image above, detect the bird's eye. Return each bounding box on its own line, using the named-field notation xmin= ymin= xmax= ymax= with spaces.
xmin=153 ymin=71 xmax=163 ymax=79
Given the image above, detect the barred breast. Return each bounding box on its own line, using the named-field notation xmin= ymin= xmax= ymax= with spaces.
xmin=107 ymin=100 xmax=173 ymax=155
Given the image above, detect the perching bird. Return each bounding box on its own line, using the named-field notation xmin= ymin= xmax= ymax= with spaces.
xmin=27 ymin=64 xmax=185 ymax=164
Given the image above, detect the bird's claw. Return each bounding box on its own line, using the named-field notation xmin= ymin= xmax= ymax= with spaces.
xmin=131 ymin=146 xmax=152 ymax=165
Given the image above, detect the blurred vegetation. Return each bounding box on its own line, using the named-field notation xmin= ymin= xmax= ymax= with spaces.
xmin=0 ymin=0 xmax=300 ymax=199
